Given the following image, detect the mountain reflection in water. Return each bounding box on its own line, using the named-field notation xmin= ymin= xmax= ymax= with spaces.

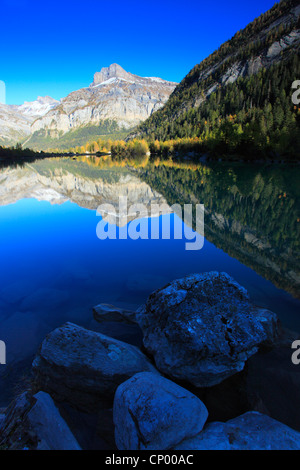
xmin=0 ymin=154 xmax=299 ymax=406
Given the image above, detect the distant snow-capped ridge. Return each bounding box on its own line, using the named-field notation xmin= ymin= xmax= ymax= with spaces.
xmin=0 ymin=96 xmax=59 ymax=144
xmin=17 ymin=96 xmax=59 ymax=118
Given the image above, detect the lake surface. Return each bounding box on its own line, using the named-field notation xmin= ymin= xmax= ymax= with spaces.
xmin=0 ymin=155 xmax=299 ymax=406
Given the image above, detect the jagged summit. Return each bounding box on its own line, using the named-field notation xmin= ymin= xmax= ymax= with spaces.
xmin=91 ymin=64 xmax=133 ymax=86
xmin=90 ymin=63 xmax=177 ymax=87
xmin=24 ymin=65 xmax=177 ymax=148
xmin=0 ymin=61 xmax=177 ymax=147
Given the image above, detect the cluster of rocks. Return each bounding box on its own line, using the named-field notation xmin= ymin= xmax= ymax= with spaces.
xmin=1 ymin=272 xmax=300 ymax=450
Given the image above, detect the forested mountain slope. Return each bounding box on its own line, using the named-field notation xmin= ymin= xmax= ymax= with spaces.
xmin=134 ymin=0 xmax=300 ymax=158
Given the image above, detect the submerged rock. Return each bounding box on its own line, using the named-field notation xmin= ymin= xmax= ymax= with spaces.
xmin=93 ymin=303 xmax=137 ymax=324
xmin=87 ymin=318 xmax=143 ymax=348
xmin=0 ymin=280 xmax=37 ymax=305
xmin=26 ymin=392 xmax=81 ymax=450
xmin=113 ymin=372 xmax=208 ymax=450
xmin=137 ymin=272 xmax=279 ymax=387
xmin=126 ymin=274 xmax=168 ymax=293
xmin=0 ymin=312 xmax=51 ymax=363
xmin=0 ymin=392 xmax=31 ymax=449
xmin=245 ymin=328 xmax=300 ymax=431
xmin=20 ymin=287 xmax=69 ymax=312
xmin=253 ymin=307 xmax=281 ymax=346
xmin=174 ymin=411 xmax=300 ymax=450
xmin=32 ymin=323 xmax=158 ymax=411
xmin=0 ymin=391 xmax=81 ymax=450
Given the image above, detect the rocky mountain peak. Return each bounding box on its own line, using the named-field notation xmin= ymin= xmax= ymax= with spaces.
xmin=1 ymin=65 xmax=177 ymax=148
xmin=91 ymin=63 xmax=133 ymax=86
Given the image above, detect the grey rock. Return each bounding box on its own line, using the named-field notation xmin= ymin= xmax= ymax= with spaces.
xmin=190 ymin=11 xmax=300 ymax=112
xmin=114 ymin=372 xmax=208 ymax=450
xmin=0 ymin=97 xmax=58 ymax=146
xmin=137 ymin=272 xmax=279 ymax=387
xmin=0 ymin=392 xmax=33 ymax=449
xmin=267 ymin=30 xmax=300 ymax=59
xmin=93 ymin=303 xmax=136 ymax=324
xmin=32 ymin=322 xmax=158 ymax=411
xmin=174 ymin=412 xmax=300 ymax=450
xmin=92 ymin=63 xmax=137 ymax=86
xmin=27 ymin=392 xmax=81 ymax=450
xmin=0 ymin=391 xmax=80 ymax=450
xmin=254 ymin=307 xmax=281 ymax=346
xmin=29 ymin=64 xmax=177 ymax=142
xmin=88 ymin=319 xmax=143 ymax=348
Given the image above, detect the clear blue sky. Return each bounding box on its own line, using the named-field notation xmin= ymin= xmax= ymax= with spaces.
xmin=1 ymin=0 xmax=277 ymax=105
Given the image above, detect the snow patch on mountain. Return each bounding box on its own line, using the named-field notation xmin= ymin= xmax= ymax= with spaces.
xmin=0 ymin=96 xmax=59 ymax=144
xmin=18 ymin=96 xmax=59 ymax=118
xmin=30 ymin=64 xmax=178 ymax=137
xmin=0 ymin=64 xmax=177 ymax=146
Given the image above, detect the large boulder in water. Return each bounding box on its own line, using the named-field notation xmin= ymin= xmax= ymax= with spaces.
xmin=93 ymin=303 xmax=137 ymax=324
xmin=32 ymin=322 xmax=158 ymax=412
xmin=174 ymin=411 xmax=300 ymax=450
xmin=137 ymin=272 xmax=280 ymax=387
xmin=113 ymin=372 xmax=208 ymax=450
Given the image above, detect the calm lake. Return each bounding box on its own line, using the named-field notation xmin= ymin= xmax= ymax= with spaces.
xmin=0 ymin=155 xmax=299 ymax=406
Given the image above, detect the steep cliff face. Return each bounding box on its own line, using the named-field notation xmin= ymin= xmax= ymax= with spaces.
xmin=1 ymin=65 xmax=176 ymax=149
xmin=135 ymin=0 xmax=300 ymax=140
xmin=27 ymin=64 xmax=177 ymax=146
xmin=190 ymin=4 xmax=300 ymax=106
